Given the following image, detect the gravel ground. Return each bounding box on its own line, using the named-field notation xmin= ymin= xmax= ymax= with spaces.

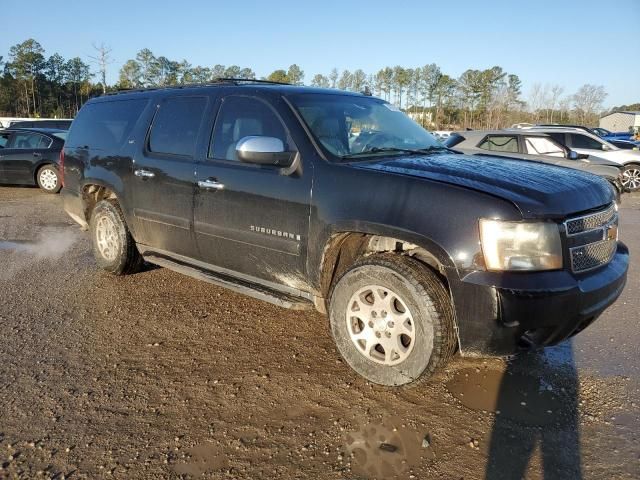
xmin=0 ymin=186 xmax=638 ymax=480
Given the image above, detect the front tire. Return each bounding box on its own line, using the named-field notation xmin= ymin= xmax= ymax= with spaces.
xmin=328 ymin=254 xmax=457 ymax=387
xmin=622 ymin=164 xmax=640 ymax=192
xmin=90 ymin=199 xmax=143 ymax=275
xmin=36 ymin=165 xmax=61 ymax=193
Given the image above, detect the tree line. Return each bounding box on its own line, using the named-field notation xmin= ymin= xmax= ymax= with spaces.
xmin=0 ymin=38 xmax=618 ymax=130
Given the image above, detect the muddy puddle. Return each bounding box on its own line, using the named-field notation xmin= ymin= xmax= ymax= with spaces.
xmin=447 ymin=365 xmax=574 ymax=426
xmin=172 ymin=443 xmax=229 ymax=476
xmin=343 ymin=417 xmax=434 ymax=478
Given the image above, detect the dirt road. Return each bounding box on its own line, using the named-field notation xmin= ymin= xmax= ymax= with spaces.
xmin=1 ymin=186 xmax=638 ymax=479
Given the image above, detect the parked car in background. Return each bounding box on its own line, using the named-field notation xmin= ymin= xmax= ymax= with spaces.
xmin=60 ymin=81 xmax=627 ymax=387
xmin=432 ymin=130 xmax=453 ymax=141
xmin=445 ymin=130 xmax=625 ymax=198
xmin=531 ymin=124 xmax=632 ymax=141
xmin=607 ymin=139 xmax=640 ymax=150
xmin=591 ymin=127 xmax=633 ymax=141
xmin=0 ymin=128 xmax=66 ymax=193
xmin=523 ymin=126 xmax=640 ymax=191
xmin=9 ymin=119 xmax=73 ymax=130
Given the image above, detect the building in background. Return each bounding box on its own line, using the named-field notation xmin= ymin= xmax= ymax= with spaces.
xmin=599 ymin=111 xmax=640 ymax=132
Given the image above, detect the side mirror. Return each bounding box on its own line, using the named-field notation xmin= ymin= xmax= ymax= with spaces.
xmin=236 ymin=136 xmax=294 ymax=167
xmin=567 ymin=150 xmax=579 ymax=160
xmin=602 ymin=143 xmax=611 ymax=151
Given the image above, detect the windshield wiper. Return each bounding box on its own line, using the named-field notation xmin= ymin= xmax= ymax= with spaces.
xmin=342 ymin=145 xmax=451 ymax=158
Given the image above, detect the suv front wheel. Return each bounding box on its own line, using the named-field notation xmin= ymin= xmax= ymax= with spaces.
xmin=90 ymin=199 xmax=143 ymax=275
xmin=329 ymin=254 xmax=457 ymax=387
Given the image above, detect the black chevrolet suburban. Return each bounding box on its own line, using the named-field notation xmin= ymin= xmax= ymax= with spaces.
xmin=61 ymin=80 xmax=629 ymax=387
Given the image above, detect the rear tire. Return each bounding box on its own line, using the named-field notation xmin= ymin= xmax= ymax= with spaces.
xmin=36 ymin=165 xmax=61 ymax=193
xmin=328 ymin=253 xmax=457 ymax=387
xmin=90 ymin=199 xmax=143 ymax=275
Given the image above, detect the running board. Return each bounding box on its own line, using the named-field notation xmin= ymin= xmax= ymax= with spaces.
xmin=143 ymin=253 xmax=314 ymax=311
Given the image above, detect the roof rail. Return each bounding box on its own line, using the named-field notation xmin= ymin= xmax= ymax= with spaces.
xmin=104 ymin=78 xmax=291 ymax=96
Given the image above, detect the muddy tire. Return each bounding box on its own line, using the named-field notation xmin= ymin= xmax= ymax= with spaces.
xmin=90 ymin=199 xmax=143 ymax=275
xmin=36 ymin=165 xmax=61 ymax=193
xmin=329 ymin=253 xmax=457 ymax=387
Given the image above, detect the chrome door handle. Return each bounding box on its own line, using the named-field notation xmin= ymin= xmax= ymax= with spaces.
xmin=134 ymin=169 xmax=155 ymax=178
xmin=198 ymin=179 xmax=225 ymax=190
xmin=33 ymin=152 xmax=42 ymax=157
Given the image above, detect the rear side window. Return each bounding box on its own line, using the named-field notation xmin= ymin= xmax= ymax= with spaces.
xmin=148 ymin=96 xmax=207 ymax=157
xmin=66 ymin=98 xmax=148 ymax=151
xmin=569 ymin=133 xmax=603 ymax=150
xmin=478 ymin=135 xmax=519 ymax=153
xmin=8 ymin=132 xmax=51 ymax=149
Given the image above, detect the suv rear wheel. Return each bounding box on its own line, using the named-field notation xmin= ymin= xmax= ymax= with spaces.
xmin=36 ymin=165 xmax=61 ymax=193
xmin=328 ymin=253 xmax=456 ymax=387
xmin=90 ymin=199 xmax=143 ymax=275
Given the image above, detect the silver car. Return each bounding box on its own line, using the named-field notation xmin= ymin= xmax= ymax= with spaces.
xmin=445 ymin=130 xmax=625 ymax=198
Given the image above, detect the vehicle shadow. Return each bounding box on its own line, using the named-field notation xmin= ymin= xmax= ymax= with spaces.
xmin=485 ymin=341 xmax=583 ymax=480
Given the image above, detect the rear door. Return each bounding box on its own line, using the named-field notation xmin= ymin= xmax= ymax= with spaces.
xmin=129 ymin=94 xmax=209 ymax=258
xmin=1 ymin=131 xmax=52 ymax=184
xmin=193 ymin=93 xmax=312 ymax=290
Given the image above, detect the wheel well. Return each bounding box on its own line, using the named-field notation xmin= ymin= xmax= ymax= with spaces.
xmin=81 ymin=184 xmax=118 ymax=222
xmin=319 ymin=233 xmax=449 ymax=300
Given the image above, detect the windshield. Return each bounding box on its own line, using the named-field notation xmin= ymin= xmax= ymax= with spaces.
xmin=289 ymin=93 xmax=442 ymax=160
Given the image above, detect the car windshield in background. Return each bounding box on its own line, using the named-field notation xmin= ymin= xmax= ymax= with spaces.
xmin=52 ymin=132 xmax=67 ymax=141
xmin=289 ymin=94 xmax=442 ymax=160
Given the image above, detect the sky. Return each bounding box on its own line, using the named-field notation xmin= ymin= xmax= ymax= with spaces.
xmin=1 ymin=0 xmax=638 ymax=108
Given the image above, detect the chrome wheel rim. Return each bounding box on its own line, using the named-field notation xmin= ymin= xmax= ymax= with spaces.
xmin=95 ymin=216 xmax=119 ymax=261
xmin=346 ymin=285 xmax=417 ymax=366
xmin=39 ymin=169 xmax=58 ymax=190
xmin=622 ymin=168 xmax=640 ymax=190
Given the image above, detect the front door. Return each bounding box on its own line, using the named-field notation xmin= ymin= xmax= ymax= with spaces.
xmin=193 ymin=94 xmax=312 ymax=292
xmin=130 ymin=94 xmax=210 ymax=258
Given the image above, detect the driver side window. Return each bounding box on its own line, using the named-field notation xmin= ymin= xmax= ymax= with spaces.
xmin=209 ymin=96 xmax=289 ymax=161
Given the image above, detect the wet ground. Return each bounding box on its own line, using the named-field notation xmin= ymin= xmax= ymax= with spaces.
xmin=0 ymin=185 xmax=638 ymax=479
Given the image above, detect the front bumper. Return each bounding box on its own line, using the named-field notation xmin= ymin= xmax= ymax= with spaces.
xmin=450 ymin=242 xmax=629 ymax=356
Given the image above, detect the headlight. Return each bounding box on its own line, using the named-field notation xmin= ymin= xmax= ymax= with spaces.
xmin=479 ymin=219 xmax=562 ymax=271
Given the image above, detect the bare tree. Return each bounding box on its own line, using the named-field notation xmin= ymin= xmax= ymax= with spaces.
xmin=571 ymin=84 xmax=607 ymax=126
xmin=89 ymin=42 xmax=113 ymax=94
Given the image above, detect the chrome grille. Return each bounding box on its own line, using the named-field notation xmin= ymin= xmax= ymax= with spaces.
xmin=565 ymin=203 xmax=616 ymax=236
xmin=565 ymin=203 xmax=618 ymax=273
xmin=570 ymin=239 xmax=617 ymax=272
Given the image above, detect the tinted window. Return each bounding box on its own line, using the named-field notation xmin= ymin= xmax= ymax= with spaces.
xmin=149 ymin=96 xmax=207 ymax=157
xmin=66 ymin=98 xmax=148 ymax=151
xmin=570 ymin=133 xmax=603 ymax=150
xmin=546 ymin=132 xmax=566 ymax=145
xmin=478 ymin=135 xmax=519 ymax=153
xmin=444 ymin=133 xmax=465 ymax=148
xmin=8 ymin=132 xmax=51 ymax=149
xmin=0 ymin=132 xmax=11 ymax=148
xmin=210 ymin=96 xmax=289 ymax=161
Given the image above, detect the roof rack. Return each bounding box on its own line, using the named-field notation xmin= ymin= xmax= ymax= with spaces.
xmin=105 ymin=78 xmax=291 ymax=96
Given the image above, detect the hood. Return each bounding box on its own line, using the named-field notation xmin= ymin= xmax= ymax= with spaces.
xmin=354 ymin=153 xmax=613 ymax=218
